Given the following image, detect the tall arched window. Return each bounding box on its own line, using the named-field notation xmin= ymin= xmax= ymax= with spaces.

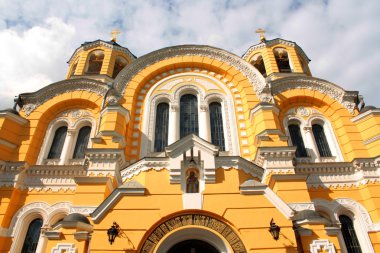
xmin=180 ymin=94 xmax=199 ymax=138
xmin=154 ymin=103 xmax=169 ymax=152
xmin=288 ymin=124 xmax=307 ymax=157
xmin=209 ymin=102 xmax=225 ymax=151
xmin=85 ymin=50 xmax=104 ymax=74
xmin=21 ymin=218 xmax=42 ymax=253
xmin=112 ymin=56 xmax=128 ymax=78
xmin=72 ymin=126 xmax=91 ymax=159
xmin=339 ymin=215 xmax=362 ymax=253
xmin=47 ymin=126 xmax=68 ymax=159
xmin=274 ymin=48 xmax=291 ymax=73
xmin=312 ymin=124 xmax=332 ymax=157
xmin=250 ymin=53 xmax=267 ymax=77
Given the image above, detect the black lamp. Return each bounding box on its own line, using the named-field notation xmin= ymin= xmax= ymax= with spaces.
xmin=269 ymin=218 xmax=280 ymax=240
xmin=107 ymin=222 xmax=120 ymax=245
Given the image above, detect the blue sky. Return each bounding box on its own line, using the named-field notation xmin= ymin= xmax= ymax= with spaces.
xmin=0 ymin=0 xmax=379 ymax=108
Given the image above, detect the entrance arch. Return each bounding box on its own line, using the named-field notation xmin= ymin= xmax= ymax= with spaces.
xmin=168 ymin=239 xmax=219 ymax=253
xmin=139 ymin=213 xmax=247 ymax=253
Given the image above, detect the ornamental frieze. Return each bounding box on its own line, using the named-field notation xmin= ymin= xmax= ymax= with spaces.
xmin=141 ymin=214 xmax=247 ymax=253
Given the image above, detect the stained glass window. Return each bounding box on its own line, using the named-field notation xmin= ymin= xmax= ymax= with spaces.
xmin=312 ymin=124 xmax=332 ymax=157
xmin=288 ymin=124 xmax=307 ymax=157
xmin=47 ymin=126 xmax=67 ymax=159
xmin=209 ymin=102 xmax=225 ymax=151
xmin=73 ymin=126 xmax=91 ymax=159
xmin=154 ymin=103 xmax=169 ymax=152
xmin=339 ymin=215 xmax=362 ymax=253
xmin=180 ymin=94 xmax=199 ymax=138
xmin=21 ymin=218 xmax=42 ymax=253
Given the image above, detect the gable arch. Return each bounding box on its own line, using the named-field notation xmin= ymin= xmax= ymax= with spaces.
xmin=270 ymin=76 xmax=358 ymax=114
xmin=114 ymin=45 xmax=267 ymax=103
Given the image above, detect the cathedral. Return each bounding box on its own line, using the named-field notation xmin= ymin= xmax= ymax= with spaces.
xmin=0 ymin=30 xmax=379 ymax=253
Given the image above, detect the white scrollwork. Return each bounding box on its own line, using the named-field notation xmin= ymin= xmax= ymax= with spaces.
xmin=296 ymin=106 xmax=310 ymax=117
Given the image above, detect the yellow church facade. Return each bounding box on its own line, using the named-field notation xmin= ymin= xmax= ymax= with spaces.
xmin=0 ymin=34 xmax=379 ymax=253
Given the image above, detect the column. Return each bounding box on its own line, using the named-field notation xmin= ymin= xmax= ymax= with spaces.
xmin=59 ymin=129 xmax=75 ymax=165
xmin=303 ymin=126 xmax=320 ymax=162
xmin=168 ymin=103 xmax=179 ymax=145
xmin=199 ymin=104 xmax=210 ymax=141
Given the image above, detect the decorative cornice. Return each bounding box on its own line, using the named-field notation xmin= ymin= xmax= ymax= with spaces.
xmin=120 ymin=157 xmax=170 ymax=181
xmin=19 ymin=78 xmax=109 ymax=116
xmin=0 ymin=111 xmax=28 ymax=125
xmin=20 ymin=165 xmax=86 ymax=192
xmin=215 ymin=156 xmax=264 ymax=179
xmin=364 ymin=134 xmax=380 ymax=145
xmin=68 ymin=40 xmax=136 ymax=64
xmin=270 ymin=76 xmax=358 ymax=114
xmin=242 ymin=38 xmax=310 ymax=62
xmin=351 ymin=109 xmax=380 ymax=122
xmin=114 ymin=45 xmax=269 ymax=102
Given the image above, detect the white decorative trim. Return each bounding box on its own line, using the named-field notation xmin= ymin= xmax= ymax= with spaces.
xmin=239 ymin=179 xmax=294 ymax=219
xmin=0 ymin=139 xmax=18 ymax=149
xmin=114 ymin=45 xmax=267 ymax=102
xmin=20 ymin=78 xmax=108 ymax=116
xmin=310 ymin=239 xmax=336 ymax=253
xmin=120 ymin=157 xmax=169 ymax=180
xmin=364 ymin=134 xmax=380 ymax=145
xmin=313 ymin=198 xmax=375 ymax=253
xmin=51 ymin=243 xmax=77 ymax=253
xmin=0 ymin=111 xmax=28 ymax=125
xmin=271 ymin=76 xmax=358 ymax=114
xmin=351 ymin=109 xmax=380 ymax=123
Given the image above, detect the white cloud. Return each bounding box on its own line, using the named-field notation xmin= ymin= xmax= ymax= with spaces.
xmin=0 ymin=0 xmax=379 ymax=109
xmin=0 ymin=17 xmax=75 ymax=108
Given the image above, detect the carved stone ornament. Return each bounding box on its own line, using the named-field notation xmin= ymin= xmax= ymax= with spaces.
xmin=20 ymin=78 xmax=109 ymax=116
xmin=270 ymin=76 xmax=358 ymax=114
xmin=310 ymin=239 xmax=336 ymax=253
xmin=296 ymin=106 xmax=310 ymax=117
xmin=113 ymin=45 xmax=269 ymax=102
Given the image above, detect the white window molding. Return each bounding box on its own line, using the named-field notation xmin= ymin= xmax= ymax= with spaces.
xmin=310 ymin=239 xmax=336 ymax=253
xmin=284 ymin=107 xmax=343 ymax=163
xmin=51 ymin=243 xmax=77 ymax=253
xmin=9 ymin=202 xmax=71 ymax=253
xmin=313 ymin=198 xmax=375 ymax=253
xmin=37 ymin=109 xmax=96 ymax=165
xmin=140 ymin=73 xmax=239 ymax=157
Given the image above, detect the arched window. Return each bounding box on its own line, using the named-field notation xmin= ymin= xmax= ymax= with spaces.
xmin=312 ymin=124 xmax=332 ymax=157
xmin=85 ymin=50 xmax=104 ymax=74
xmin=288 ymin=124 xmax=307 ymax=157
xmin=21 ymin=218 xmax=42 ymax=253
xmin=47 ymin=126 xmax=68 ymax=159
xmin=274 ymin=48 xmax=291 ymax=73
xmin=250 ymin=53 xmax=267 ymax=77
xmin=209 ymin=102 xmax=225 ymax=151
xmin=154 ymin=103 xmax=169 ymax=152
xmin=69 ymin=58 xmax=79 ymax=77
xmin=180 ymin=94 xmax=199 ymax=138
xmin=112 ymin=56 xmax=128 ymax=78
xmin=72 ymin=126 xmax=91 ymax=159
xmin=339 ymin=215 xmax=362 ymax=253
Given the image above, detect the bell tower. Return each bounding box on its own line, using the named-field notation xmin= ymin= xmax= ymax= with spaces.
xmin=66 ymin=30 xmax=136 ymax=82
xmin=242 ymin=29 xmax=311 ymax=79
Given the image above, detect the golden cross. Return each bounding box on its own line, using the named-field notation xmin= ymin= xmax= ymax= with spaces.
xmin=255 ymin=28 xmax=266 ymax=42
xmin=111 ymin=28 xmax=121 ymax=42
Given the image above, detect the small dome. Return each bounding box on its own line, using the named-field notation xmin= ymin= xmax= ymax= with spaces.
xmin=360 ymin=106 xmax=377 ymax=113
xmin=63 ymin=213 xmax=90 ymax=224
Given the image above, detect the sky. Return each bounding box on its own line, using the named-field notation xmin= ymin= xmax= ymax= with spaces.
xmin=0 ymin=0 xmax=379 ymax=109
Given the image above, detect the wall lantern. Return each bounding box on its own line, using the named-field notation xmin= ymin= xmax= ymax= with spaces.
xmin=269 ymin=218 xmax=281 ymax=240
xmin=107 ymin=222 xmax=120 ymax=245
